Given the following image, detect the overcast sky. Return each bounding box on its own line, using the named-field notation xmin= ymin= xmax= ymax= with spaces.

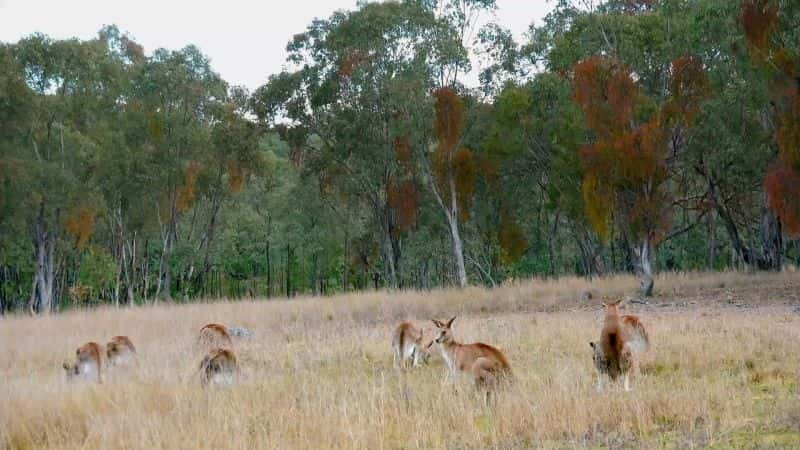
xmin=0 ymin=0 xmax=554 ymax=90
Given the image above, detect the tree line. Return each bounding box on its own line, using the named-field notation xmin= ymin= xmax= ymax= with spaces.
xmin=1 ymin=0 xmax=798 ymax=314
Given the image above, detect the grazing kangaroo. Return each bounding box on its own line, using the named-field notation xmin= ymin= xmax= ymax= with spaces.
xmin=591 ymin=299 xmax=649 ymax=391
xmin=431 ymin=316 xmax=512 ymax=401
xmin=63 ymin=342 xmax=104 ymax=383
xmin=198 ymin=323 xmax=233 ymax=350
xmin=198 ymin=348 xmax=239 ymax=387
xmin=106 ymin=336 xmax=137 ymax=367
xmin=392 ymin=322 xmax=432 ymax=369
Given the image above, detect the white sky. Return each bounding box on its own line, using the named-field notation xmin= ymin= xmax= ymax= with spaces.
xmin=0 ymin=0 xmax=554 ymax=90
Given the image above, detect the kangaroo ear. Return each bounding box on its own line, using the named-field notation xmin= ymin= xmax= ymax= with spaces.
xmin=446 ymin=316 xmax=456 ymax=328
xmin=589 ymin=342 xmax=595 ymax=349
xmin=431 ymin=319 xmax=444 ymax=328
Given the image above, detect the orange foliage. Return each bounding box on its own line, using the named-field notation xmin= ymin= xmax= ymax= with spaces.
xmin=64 ymin=206 xmax=97 ymax=250
xmin=622 ymin=119 xmax=667 ymax=183
xmin=498 ymin=217 xmax=527 ymax=264
xmin=741 ymin=0 xmax=779 ymax=53
xmin=394 ymin=136 xmax=413 ymax=164
xmin=177 ymin=162 xmax=200 ymax=212
xmin=766 ymin=161 xmax=800 ymax=236
xmin=773 ymin=48 xmax=800 ymax=79
xmin=431 ymin=88 xmax=476 ymax=219
xmin=575 ymin=54 xmax=672 ymax=243
xmin=573 ymin=56 xmax=638 ymax=139
xmin=477 ymin=154 xmax=499 ymax=187
xmin=744 ymin=0 xmax=800 ymax=232
xmin=776 ymin=91 xmax=800 ymax=169
xmin=339 ymin=50 xmax=369 ymax=77
xmin=664 ymin=55 xmax=711 ymax=125
xmin=768 ymin=89 xmax=800 ymax=236
xmin=227 ymin=161 xmax=245 ymax=193
xmin=581 ymin=151 xmax=613 ymax=241
xmin=388 ymin=179 xmax=419 ymax=232
xmin=433 ymin=87 xmax=465 ymax=156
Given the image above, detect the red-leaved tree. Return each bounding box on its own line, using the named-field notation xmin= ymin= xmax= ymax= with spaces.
xmin=577 ymin=55 xmax=709 ymax=295
xmin=426 ymin=87 xmax=476 ymax=287
xmin=741 ymin=0 xmax=800 ymax=238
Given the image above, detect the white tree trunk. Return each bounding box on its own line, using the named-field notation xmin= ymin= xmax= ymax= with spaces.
xmin=448 ymin=212 xmax=468 ymax=288
xmin=635 ymin=238 xmax=654 ymax=297
xmin=30 ymin=204 xmax=56 ymax=314
xmin=127 ymin=235 xmax=136 ymax=306
xmin=427 ymin=170 xmax=468 ymax=289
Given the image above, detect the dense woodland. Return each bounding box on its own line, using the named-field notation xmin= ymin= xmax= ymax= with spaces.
xmin=1 ymin=0 xmax=799 ymax=314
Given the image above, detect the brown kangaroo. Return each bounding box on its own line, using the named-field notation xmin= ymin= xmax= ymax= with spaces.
xmin=106 ymin=336 xmax=138 ymax=367
xmin=392 ymin=322 xmax=432 ymax=369
xmin=591 ymin=299 xmax=649 ymax=391
xmin=431 ymin=316 xmax=512 ymax=402
xmin=198 ymin=323 xmax=233 ymax=350
xmin=198 ymin=348 xmax=239 ymax=387
xmin=63 ymin=342 xmax=105 ymax=383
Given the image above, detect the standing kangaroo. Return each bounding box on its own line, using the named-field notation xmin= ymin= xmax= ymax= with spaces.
xmin=63 ymin=342 xmax=105 ymax=383
xmin=392 ymin=322 xmax=432 ymax=369
xmin=431 ymin=316 xmax=512 ymax=402
xmin=590 ymin=299 xmax=649 ymax=391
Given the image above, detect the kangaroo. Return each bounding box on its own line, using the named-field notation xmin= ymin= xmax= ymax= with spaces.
xmin=198 ymin=323 xmax=233 ymax=350
xmin=431 ymin=316 xmax=512 ymax=402
xmin=63 ymin=342 xmax=104 ymax=383
xmin=106 ymin=336 xmax=138 ymax=367
xmin=198 ymin=348 xmax=239 ymax=387
xmin=591 ymin=299 xmax=649 ymax=391
xmin=392 ymin=322 xmax=432 ymax=369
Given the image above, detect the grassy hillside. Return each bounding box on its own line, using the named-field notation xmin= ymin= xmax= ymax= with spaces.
xmin=2 ymin=271 xmax=799 ymax=449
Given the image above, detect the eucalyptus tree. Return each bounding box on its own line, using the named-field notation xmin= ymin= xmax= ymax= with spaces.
xmin=253 ymin=1 xmax=447 ymax=288
xmin=10 ymin=31 xmax=129 ymax=313
xmin=0 ymin=44 xmax=35 ymax=312
xmin=127 ymin=45 xmax=227 ymax=300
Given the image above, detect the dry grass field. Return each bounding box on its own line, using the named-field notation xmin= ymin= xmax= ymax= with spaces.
xmin=1 ymin=271 xmax=799 ymax=449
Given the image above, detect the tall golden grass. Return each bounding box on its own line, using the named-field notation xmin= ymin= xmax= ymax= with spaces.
xmin=1 ymin=271 xmax=799 ymax=449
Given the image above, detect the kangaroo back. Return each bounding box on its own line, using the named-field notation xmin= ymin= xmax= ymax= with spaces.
xmin=621 ymin=315 xmax=649 ymax=353
xmin=472 ymin=343 xmax=512 ymax=372
xmin=198 ymin=323 xmax=233 ymax=350
xmin=391 ymin=323 xmax=407 ymax=364
xmin=600 ymin=303 xmax=627 ymax=379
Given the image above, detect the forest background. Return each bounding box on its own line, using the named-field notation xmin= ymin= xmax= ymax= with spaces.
xmin=1 ymin=0 xmax=799 ymax=313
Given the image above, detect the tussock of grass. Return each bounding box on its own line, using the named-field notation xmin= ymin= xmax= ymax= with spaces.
xmin=1 ymin=271 xmax=798 ymax=448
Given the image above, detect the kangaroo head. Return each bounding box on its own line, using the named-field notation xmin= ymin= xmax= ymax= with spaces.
xmin=76 ymin=343 xmax=100 ymax=364
xmin=431 ymin=316 xmax=457 ymax=344
xmin=602 ymin=299 xmax=623 ymax=315
xmin=62 ymin=361 xmax=79 ymax=379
